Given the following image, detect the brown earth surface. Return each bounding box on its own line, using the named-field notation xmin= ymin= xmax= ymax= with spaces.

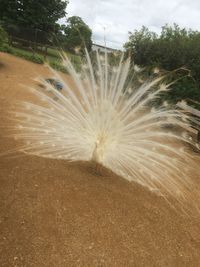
xmin=0 ymin=52 xmax=200 ymax=266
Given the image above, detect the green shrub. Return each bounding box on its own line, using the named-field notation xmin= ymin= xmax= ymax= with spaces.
xmin=28 ymin=54 xmax=44 ymax=64
xmin=125 ymin=24 xmax=200 ymax=106
xmin=0 ymin=43 xmax=10 ymax=52
xmin=0 ymin=26 xmax=8 ymax=46
xmin=49 ymin=60 xmax=68 ymax=73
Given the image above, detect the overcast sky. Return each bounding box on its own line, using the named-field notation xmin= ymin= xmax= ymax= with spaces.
xmin=63 ymin=0 xmax=200 ymax=49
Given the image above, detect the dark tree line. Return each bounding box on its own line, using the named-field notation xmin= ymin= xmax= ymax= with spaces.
xmin=0 ymin=0 xmax=68 ymax=32
xmin=0 ymin=0 xmax=92 ymax=52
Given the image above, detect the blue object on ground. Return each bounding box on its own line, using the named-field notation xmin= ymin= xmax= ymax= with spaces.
xmin=45 ymin=78 xmax=63 ymax=91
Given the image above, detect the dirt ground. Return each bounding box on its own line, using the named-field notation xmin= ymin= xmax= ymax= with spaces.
xmin=0 ymin=52 xmax=200 ymax=266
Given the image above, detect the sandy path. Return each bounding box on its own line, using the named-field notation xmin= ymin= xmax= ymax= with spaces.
xmin=0 ymin=52 xmax=200 ymax=266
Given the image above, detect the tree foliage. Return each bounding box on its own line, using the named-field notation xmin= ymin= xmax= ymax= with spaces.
xmin=124 ymin=24 xmax=200 ymax=106
xmin=124 ymin=26 xmax=157 ymax=66
xmin=0 ymin=0 xmax=68 ymax=32
xmin=61 ymin=16 xmax=92 ymax=53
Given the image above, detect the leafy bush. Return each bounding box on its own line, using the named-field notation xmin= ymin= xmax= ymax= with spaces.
xmin=0 ymin=43 xmax=10 ymax=52
xmin=0 ymin=26 xmax=8 ymax=46
xmin=124 ymin=24 xmax=200 ymax=107
xmin=49 ymin=60 xmax=68 ymax=73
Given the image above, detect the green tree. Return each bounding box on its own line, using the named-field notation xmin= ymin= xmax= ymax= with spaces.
xmin=0 ymin=0 xmax=68 ymax=33
xmin=124 ymin=24 xmax=200 ymax=106
xmin=124 ymin=26 xmax=157 ymax=65
xmin=62 ymin=16 xmax=92 ymax=53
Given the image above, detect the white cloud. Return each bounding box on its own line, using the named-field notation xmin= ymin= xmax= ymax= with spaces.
xmin=61 ymin=0 xmax=200 ymax=49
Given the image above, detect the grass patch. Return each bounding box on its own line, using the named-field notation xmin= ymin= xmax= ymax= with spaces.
xmin=0 ymin=45 xmax=44 ymax=64
xmin=46 ymin=47 xmax=82 ymax=71
xmin=0 ymin=44 xmax=82 ymax=73
xmin=46 ymin=47 xmax=60 ymax=58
